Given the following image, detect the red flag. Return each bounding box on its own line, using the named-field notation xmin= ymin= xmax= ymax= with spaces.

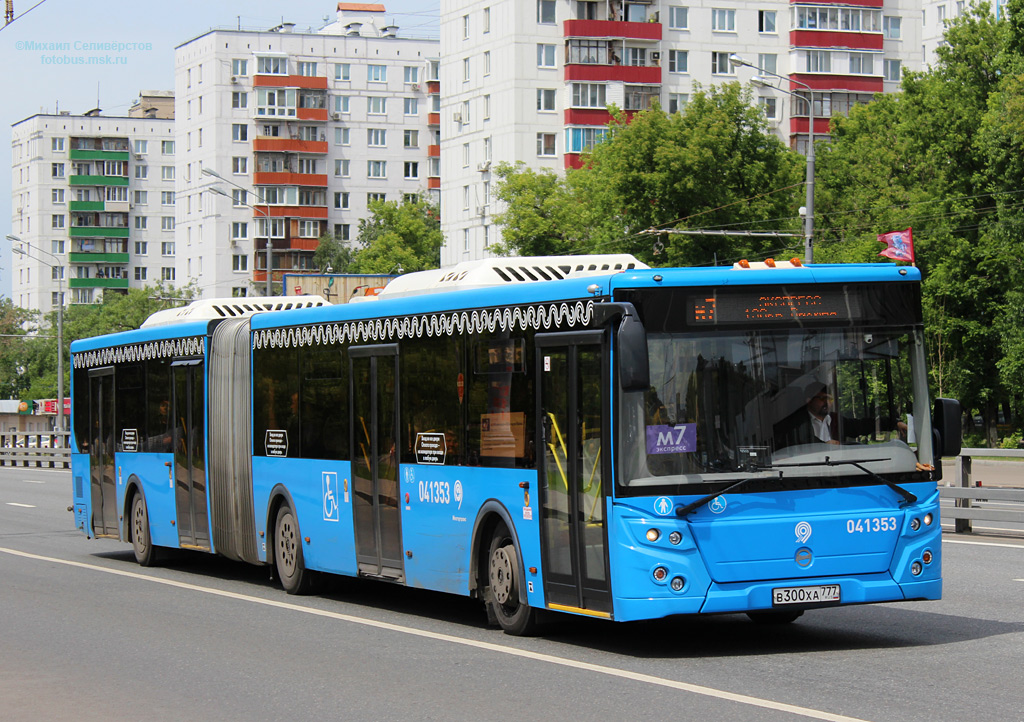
xmin=877 ymin=228 xmax=914 ymax=263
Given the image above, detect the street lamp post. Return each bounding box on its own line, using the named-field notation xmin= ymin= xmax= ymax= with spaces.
xmin=6 ymin=234 xmax=66 ymax=430
xmin=202 ymin=168 xmax=273 ymax=296
xmin=730 ymin=54 xmax=815 ymax=264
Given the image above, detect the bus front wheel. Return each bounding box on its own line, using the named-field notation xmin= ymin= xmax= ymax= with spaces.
xmin=486 ymin=525 xmax=539 ymax=636
xmin=130 ymin=494 xmax=158 ymax=567
xmin=275 ymin=505 xmax=313 ymax=595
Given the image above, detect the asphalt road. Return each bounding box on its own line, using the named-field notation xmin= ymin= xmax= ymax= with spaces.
xmin=2 ymin=466 xmax=1023 ymax=722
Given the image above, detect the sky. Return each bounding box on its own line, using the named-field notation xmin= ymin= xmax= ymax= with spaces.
xmin=0 ymin=0 xmax=439 ymax=299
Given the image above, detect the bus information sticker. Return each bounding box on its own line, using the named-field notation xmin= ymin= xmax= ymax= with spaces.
xmin=121 ymin=429 xmax=138 ymax=452
xmin=415 ymin=432 xmax=447 ymax=465
xmin=265 ymin=429 xmax=288 ymax=457
xmin=646 ymin=424 xmax=696 ymax=454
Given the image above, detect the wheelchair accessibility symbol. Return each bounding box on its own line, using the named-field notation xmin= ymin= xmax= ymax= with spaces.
xmin=323 ymin=472 xmax=340 ymax=522
xmin=708 ymin=496 xmax=727 ymax=514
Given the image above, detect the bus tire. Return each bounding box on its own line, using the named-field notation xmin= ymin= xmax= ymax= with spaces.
xmin=274 ymin=505 xmax=313 ymax=595
xmin=746 ymin=609 xmax=804 ymax=625
xmin=486 ymin=524 xmax=539 ymax=636
xmin=130 ymin=493 xmax=158 ymax=567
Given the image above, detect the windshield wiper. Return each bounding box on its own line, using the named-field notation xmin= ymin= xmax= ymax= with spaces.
xmin=675 ymin=456 xmax=917 ymax=517
xmin=675 ymin=472 xmax=782 ymax=516
xmin=771 ymin=456 xmax=917 ymax=506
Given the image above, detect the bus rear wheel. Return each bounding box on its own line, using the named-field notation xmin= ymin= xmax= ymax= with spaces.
xmin=486 ymin=525 xmax=539 ymax=636
xmin=130 ymin=494 xmax=158 ymax=567
xmin=275 ymin=505 xmax=313 ymax=595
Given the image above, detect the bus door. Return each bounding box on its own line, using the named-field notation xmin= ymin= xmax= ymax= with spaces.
xmin=87 ymin=367 xmax=118 ymax=537
xmin=350 ymin=345 xmax=403 ymax=580
xmin=172 ymin=359 xmax=209 ymax=550
xmin=536 ymin=332 xmax=612 ymax=616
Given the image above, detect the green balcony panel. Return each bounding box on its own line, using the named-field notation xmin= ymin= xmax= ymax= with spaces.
xmin=69 ymin=175 xmax=129 ymax=186
xmin=68 ymin=200 xmax=105 ymax=211
xmin=68 ymin=149 xmax=130 ymax=161
xmin=68 ymin=278 xmax=130 ymax=289
xmin=69 ymin=226 xmax=130 ymax=238
xmin=68 ymin=252 xmax=129 ymax=263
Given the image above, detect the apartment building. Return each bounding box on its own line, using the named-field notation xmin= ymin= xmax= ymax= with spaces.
xmin=440 ymin=0 xmax=924 ymax=265
xmin=9 ymin=97 xmax=176 ymax=312
xmin=174 ymin=4 xmax=440 ymax=297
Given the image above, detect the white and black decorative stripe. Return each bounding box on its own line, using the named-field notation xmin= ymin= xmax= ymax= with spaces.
xmin=72 ymin=336 xmax=207 ymax=370
xmin=252 ymin=300 xmax=594 ymax=350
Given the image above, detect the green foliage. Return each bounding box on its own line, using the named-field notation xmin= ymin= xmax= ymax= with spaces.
xmin=349 ymin=197 xmax=443 ymax=274
xmin=312 ymin=232 xmax=357 ymax=274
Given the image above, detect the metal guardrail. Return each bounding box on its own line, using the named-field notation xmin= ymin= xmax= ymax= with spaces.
xmin=0 ymin=432 xmax=71 ymax=469
xmin=941 ymin=447 xmax=1024 ymax=533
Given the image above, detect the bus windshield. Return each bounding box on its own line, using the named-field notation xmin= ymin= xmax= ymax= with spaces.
xmin=618 ymin=326 xmax=934 ymax=494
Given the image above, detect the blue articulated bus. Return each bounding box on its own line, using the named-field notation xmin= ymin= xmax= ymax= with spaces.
xmin=69 ymin=255 xmax=961 ymax=634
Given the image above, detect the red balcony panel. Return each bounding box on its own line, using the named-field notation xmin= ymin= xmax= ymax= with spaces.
xmin=427 ymin=177 xmax=441 ymax=189
xmin=427 ymin=144 xmax=441 ymax=157
xmin=427 ymin=80 xmax=440 ymax=94
xmin=791 ymin=30 xmax=884 ymax=50
xmin=789 ymin=117 xmax=833 ymax=135
xmin=564 ymin=153 xmax=586 ymax=170
xmin=565 ymin=108 xmax=613 ymax=126
xmin=563 ymin=19 xmax=662 ymax=40
xmin=253 ymin=74 xmax=329 ymax=90
xmin=253 ymin=205 xmax=329 ymax=219
xmin=790 ymin=0 xmax=883 ymax=8
xmin=790 ymin=73 xmax=883 ymax=93
xmin=291 ymin=238 xmax=320 ymax=251
xmin=428 ymin=112 xmax=440 ymax=125
xmin=565 ymin=64 xmax=661 ymax=83
xmin=253 ymin=172 xmax=329 ymax=187
xmin=253 ymin=138 xmax=328 ymax=154
xmin=297 ymin=108 xmax=329 ymax=122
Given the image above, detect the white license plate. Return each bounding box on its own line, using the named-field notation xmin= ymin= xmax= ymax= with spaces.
xmin=772 ymin=584 xmax=841 ymax=606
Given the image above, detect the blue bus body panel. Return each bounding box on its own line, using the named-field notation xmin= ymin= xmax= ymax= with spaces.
xmin=399 ymin=465 xmax=542 ymax=601
xmin=120 ymin=453 xmax=179 ymax=548
xmin=608 ymin=481 xmax=940 ymax=622
xmin=69 ymin=319 xmax=213 ymax=354
xmin=70 ymin=453 xmax=90 ymax=533
xmin=251 ymin=457 xmax=356 ymax=574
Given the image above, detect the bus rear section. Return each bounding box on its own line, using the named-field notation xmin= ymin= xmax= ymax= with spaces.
xmin=604 ymin=268 xmax=959 ymax=622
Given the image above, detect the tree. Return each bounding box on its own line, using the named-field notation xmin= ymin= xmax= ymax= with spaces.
xmin=348 ymin=197 xmax=443 ymax=274
xmin=312 ymin=232 xmax=357 ymax=274
xmin=0 ymin=298 xmax=40 ymax=400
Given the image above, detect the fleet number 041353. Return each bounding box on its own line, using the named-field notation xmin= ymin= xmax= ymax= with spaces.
xmin=847 ymin=516 xmax=897 ymax=534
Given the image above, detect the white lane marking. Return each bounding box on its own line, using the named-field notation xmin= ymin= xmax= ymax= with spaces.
xmin=21 ymin=480 xmax=46 ymax=484
xmin=0 ymin=546 xmax=867 ymax=722
xmin=5 ymin=503 xmax=36 ymax=508
xmin=943 ymin=538 xmax=1024 ymax=549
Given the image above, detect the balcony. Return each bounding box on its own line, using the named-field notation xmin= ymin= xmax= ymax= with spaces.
xmin=68 ymin=200 xmax=105 ymax=212
xmin=564 ymin=64 xmax=661 ymax=83
xmin=68 ymin=149 xmax=130 ymax=161
xmin=253 ymin=137 xmax=329 ymax=154
xmin=297 ymin=107 xmax=329 ymax=122
xmin=427 ymin=177 xmax=441 ymax=189
xmin=427 ymin=80 xmax=440 ymax=94
xmin=427 ymin=144 xmax=440 ymax=157
xmin=69 ymin=251 xmax=130 ymax=263
xmin=69 ymin=226 xmax=130 ymax=238
xmin=252 ymin=172 xmax=328 ymax=187
xmin=791 ymin=29 xmax=883 ymax=51
xmin=563 ymin=19 xmax=662 ymax=41
xmin=68 ymin=277 xmax=130 ymax=289
xmin=253 ymin=74 xmax=329 ymax=90
xmin=428 ymin=112 xmax=440 ymax=126
xmin=791 ymin=73 xmax=884 ymax=93
xmin=252 ymin=205 xmax=329 ymax=219
xmin=68 ymin=175 xmax=129 ymax=186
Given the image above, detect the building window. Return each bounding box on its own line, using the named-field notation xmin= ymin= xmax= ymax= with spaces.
xmin=624 ymin=47 xmax=647 ymax=66
xmin=232 ymin=92 xmax=248 ymax=109
xmin=298 ymin=221 xmax=319 ymax=238
xmin=758 ymin=10 xmax=777 ymax=33
xmin=367 ymin=128 xmax=387 ymax=147
xmin=463 ymin=57 xmax=470 ymax=82
xmin=135 ymin=165 xmax=148 ymax=179
xmin=257 ymin=56 xmax=287 ymax=75
xmin=336 ymin=127 xmax=350 ymax=145
xmin=463 ymin=143 xmax=471 ymax=167
xmin=135 ymin=241 xmax=148 ymax=255
xmin=367 ymin=97 xmax=387 ymax=115
xmin=133 ymin=139 xmax=147 ymax=155
xmin=404 ymin=129 xmax=420 ymax=148
xmin=335 ymin=63 xmax=350 ymax=81
xmin=368 ymin=64 xmax=387 ymax=82
xmin=484 ymin=51 xmax=491 ymax=76
xmin=537 ymin=88 xmax=556 ymax=111
xmin=537 ymin=44 xmax=556 ymax=67
xmin=884 ymin=58 xmax=902 ymax=81
xmin=232 ymin=189 xmax=247 ymax=206
xmin=107 ymin=186 xmax=128 ymax=202
xmin=232 ymin=254 xmax=248 ymax=272
xmin=134 ymin=190 xmax=147 ymax=205
xmin=52 ymin=137 xmax=65 ymax=151
xmin=335 ymin=192 xmax=350 ymax=209
xmin=668 ymin=50 xmax=688 ymax=73
xmin=538 ymin=0 xmax=555 ymax=23
xmin=232 ymin=124 xmax=248 ymax=141
xmin=668 ymin=6 xmax=688 ymax=30
xmin=231 ymin=223 xmax=248 ymax=240
xmin=711 ymin=52 xmax=733 ymax=74
xmin=404 ymin=97 xmax=419 ymax=115
xmin=758 ymin=97 xmax=778 ymax=119
xmin=806 ymin=50 xmax=832 ymax=73
xmin=758 ymin=54 xmax=778 ymax=75
xmin=162 ymin=140 xmax=175 ymax=154
xmin=565 ymin=127 xmax=607 ymax=153
xmin=462 ymin=14 xmax=470 ymax=38
xmin=537 ymin=132 xmax=556 ymax=156
xmin=668 ymin=93 xmax=689 ymax=114
xmin=134 ymin=216 xmax=148 ymax=230
xmin=483 ymin=6 xmax=491 ymax=32
xmin=483 ymin=136 xmax=492 ymax=161
xmin=571 ymin=83 xmax=606 ymax=108
xmin=232 ymin=58 xmax=247 ymax=76
xmin=335 ymin=159 xmax=350 ymax=177
xmin=134 ymin=267 xmax=147 ymax=281
xmin=849 ymin=52 xmax=874 ymax=75
xmin=52 ymin=189 xmax=65 ymax=204
xmin=52 ymin=214 xmax=65 ymax=229
xmin=161 ymin=216 xmax=175 ymax=230
xmin=367 ymin=192 xmax=386 ymax=204
xmin=883 ymin=16 xmax=901 ymax=39
xmin=162 ymin=241 xmax=176 ymax=256
xmin=463 ymin=228 xmax=470 ymax=251
xmin=232 ymin=157 xmax=248 ymax=174
xmin=162 ymin=166 xmax=175 ymax=180
xmin=404 ymin=66 xmax=419 ymax=84
xmin=297 ymin=61 xmax=318 ymax=77
xmin=256 ymin=88 xmax=297 ymax=117
xmin=336 ymin=224 xmax=351 ymax=241
xmin=52 ymin=163 xmax=65 ymax=178
xmin=404 ymin=161 xmax=419 ymax=180
xmin=335 ymin=95 xmax=351 ymax=114
xmin=367 ymin=160 xmax=387 ymax=178
xmin=712 ymin=8 xmax=736 ymax=31
xmin=162 ymin=267 xmax=175 ymax=281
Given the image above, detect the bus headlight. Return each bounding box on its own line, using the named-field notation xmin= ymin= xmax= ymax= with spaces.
xmin=646 ymin=528 xmax=661 ymax=542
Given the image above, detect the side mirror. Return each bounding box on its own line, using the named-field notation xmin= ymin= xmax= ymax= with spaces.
xmin=592 ymin=302 xmax=650 ymax=392
xmin=933 ymin=398 xmax=962 ymax=458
